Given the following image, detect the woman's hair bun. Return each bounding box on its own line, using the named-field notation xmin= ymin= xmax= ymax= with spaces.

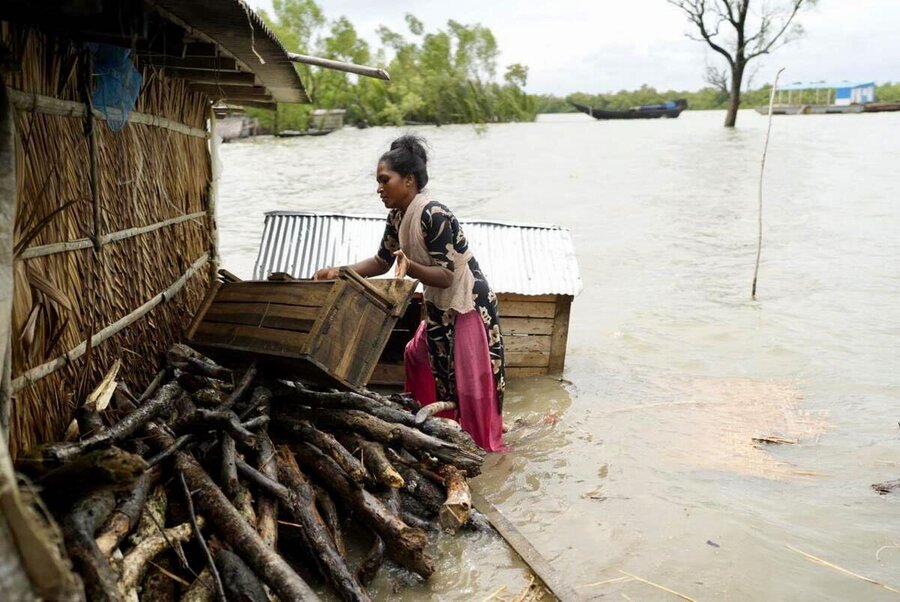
xmin=381 ymin=134 xmax=429 ymax=189
xmin=390 ymin=135 xmax=428 ymax=164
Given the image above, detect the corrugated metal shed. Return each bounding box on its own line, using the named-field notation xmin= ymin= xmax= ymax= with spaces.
xmin=253 ymin=212 xmax=582 ymax=297
xmin=779 ymin=80 xmax=875 ymax=91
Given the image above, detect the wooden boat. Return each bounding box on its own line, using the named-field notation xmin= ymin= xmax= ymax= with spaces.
xmin=571 ymin=99 xmax=687 ymax=120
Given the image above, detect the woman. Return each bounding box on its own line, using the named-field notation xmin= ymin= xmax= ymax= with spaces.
xmin=314 ymin=135 xmax=506 ymax=451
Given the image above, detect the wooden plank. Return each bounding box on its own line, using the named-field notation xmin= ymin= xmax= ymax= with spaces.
xmin=504 ymin=351 xmax=550 ymax=368
xmin=504 ymin=334 xmax=551 ymax=353
xmin=503 ymin=317 xmax=553 ymax=336
xmin=506 ymin=367 xmax=549 ymax=379
xmin=471 ymin=490 xmax=582 ymax=602
xmin=548 ymin=296 xmax=573 ymax=374
xmin=191 ymin=322 xmax=307 ymax=357
xmin=498 ymin=293 xmax=558 ymax=304
xmin=499 ymin=300 xmax=556 ymax=319
xmin=364 ymin=278 xmax=419 ymax=316
xmin=204 ymin=302 xmax=318 ymax=332
xmin=186 ymin=281 xmax=221 ymax=340
xmin=367 ymin=363 xmax=406 ymax=386
xmin=215 ymin=281 xmax=332 ymax=306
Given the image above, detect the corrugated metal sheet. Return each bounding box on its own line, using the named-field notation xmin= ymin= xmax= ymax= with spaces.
xmin=253 ymin=212 xmax=582 ymax=297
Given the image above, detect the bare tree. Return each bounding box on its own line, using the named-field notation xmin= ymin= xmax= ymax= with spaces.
xmin=668 ymin=0 xmax=814 ymax=127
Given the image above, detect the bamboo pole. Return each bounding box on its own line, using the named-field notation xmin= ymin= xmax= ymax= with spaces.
xmin=752 ymin=67 xmax=784 ymax=300
xmin=0 ymin=79 xmax=15 ymax=440
xmin=286 ymin=53 xmax=390 ymax=81
xmin=207 ymin=107 xmax=220 ymax=276
xmin=11 ymin=253 xmax=209 ymax=392
xmin=19 ymin=211 xmax=208 ymax=259
xmin=6 ymin=88 xmax=209 ymax=139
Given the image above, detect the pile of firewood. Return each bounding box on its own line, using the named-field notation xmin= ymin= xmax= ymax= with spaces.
xmin=16 ymin=344 xmax=486 ymax=601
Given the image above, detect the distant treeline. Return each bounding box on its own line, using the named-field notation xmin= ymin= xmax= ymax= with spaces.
xmin=249 ymin=1 xmax=537 ymax=130
xmin=535 ymin=82 xmax=900 ymax=113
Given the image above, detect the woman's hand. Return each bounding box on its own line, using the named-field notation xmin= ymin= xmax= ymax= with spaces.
xmin=393 ymin=250 xmax=409 ymax=278
xmin=313 ymin=266 xmax=340 ymax=280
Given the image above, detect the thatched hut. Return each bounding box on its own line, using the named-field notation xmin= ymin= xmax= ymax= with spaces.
xmin=0 ymin=2 xmax=307 ymax=597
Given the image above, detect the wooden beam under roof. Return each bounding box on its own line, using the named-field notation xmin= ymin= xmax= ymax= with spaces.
xmin=161 ymin=68 xmax=257 ymax=86
xmin=140 ymin=55 xmax=239 ymax=71
xmin=188 ymin=84 xmax=271 ymax=99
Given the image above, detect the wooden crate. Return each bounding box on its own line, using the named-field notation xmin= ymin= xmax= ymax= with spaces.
xmin=186 ymin=269 xmax=417 ymax=390
xmin=368 ymin=292 xmax=573 ymax=385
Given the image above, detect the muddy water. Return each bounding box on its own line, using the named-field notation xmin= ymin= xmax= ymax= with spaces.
xmin=218 ymin=109 xmax=900 ymax=600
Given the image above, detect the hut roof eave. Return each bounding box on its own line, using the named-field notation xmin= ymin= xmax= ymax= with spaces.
xmin=0 ymin=0 xmax=310 ymax=106
xmin=150 ymin=0 xmax=309 ymax=105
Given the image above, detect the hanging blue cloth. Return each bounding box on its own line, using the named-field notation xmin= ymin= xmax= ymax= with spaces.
xmin=88 ymin=43 xmax=142 ymax=132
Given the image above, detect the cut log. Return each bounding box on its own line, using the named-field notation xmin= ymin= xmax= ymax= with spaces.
xmin=131 ymin=484 xmax=167 ymax=546
xmin=255 ymin=432 xmax=279 ymax=549
xmin=32 ymin=447 xmax=147 ymax=504
xmin=171 ymin=408 xmax=257 ymax=448
xmin=180 ymin=566 xmax=216 ymax=602
xmin=279 ymin=419 xmax=368 ymax=484
xmin=214 ymin=549 xmax=268 ymax=602
xmin=312 ymin=483 xmax=346 ymax=558
xmin=223 ymin=362 xmax=258 ymax=410
xmin=171 ymin=448 xmax=319 ymax=601
xmin=438 ymin=465 xmax=471 ymax=533
xmin=179 ymin=472 xmax=226 ymax=602
xmin=139 ymin=555 xmax=177 ymax=602
xmin=26 ymin=382 xmax=182 ymax=464
xmin=220 ymin=435 xmax=239 ymax=499
xmin=414 ymin=401 xmax=457 ymax=425
xmin=355 ymin=532 xmax=384 ymax=587
xmin=193 ymin=388 xmax=226 ymax=408
xmin=96 ymin=465 xmax=160 ymax=556
xmin=339 ymin=433 xmax=404 ymax=489
xmin=356 ymin=487 xmax=400 ymax=586
xmin=390 ymin=460 xmax=445 ymax=517
xmin=119 ymin=519 xmax=199 ymax=595
xmin=279 ymin=410 xmax=483 ymax=476
xmin=279 ymin=385 xmax=481 ymax=456
xmin=184 ymin=357 xmax=233 ymax=382
xmin=62 ymin=490 xmax=118 ymax=602
xmin=235 ymin=453 xmax=369 ymax=600
xmin=177 ymin=372 xmax=233 ymax=395
xmin=275 ymin=447 xmax=371 ymax=602
xmin=292 ymin=443 xmax=434 ymax=579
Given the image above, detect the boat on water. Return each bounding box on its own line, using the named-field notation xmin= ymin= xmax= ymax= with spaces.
xmin=571 ymin=99 xmax=687 ymax=120
xmin=756 ymin=80 xmax=900 ymax=115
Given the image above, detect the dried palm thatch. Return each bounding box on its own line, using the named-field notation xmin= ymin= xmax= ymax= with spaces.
xmin=3 ymin=26 xmax=214 ymax=456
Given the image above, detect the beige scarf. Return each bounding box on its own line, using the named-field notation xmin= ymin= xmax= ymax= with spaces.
xmin=398 ymin=192 xmax=475 ymax=314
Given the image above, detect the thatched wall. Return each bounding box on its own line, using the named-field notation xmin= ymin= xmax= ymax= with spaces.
xmin=2 ymin=27 xmax=215 ymax=456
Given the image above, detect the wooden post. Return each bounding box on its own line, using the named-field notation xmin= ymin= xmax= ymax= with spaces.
xmin=0 ymin=76 xmax=15 ymax=440
xmin=0 ymin=79 xmax=75 ymax=602
xmin=547 ymin=295 xmax=572 ymax=374
xmin=207 ymin=106 xmax=220 ymax=277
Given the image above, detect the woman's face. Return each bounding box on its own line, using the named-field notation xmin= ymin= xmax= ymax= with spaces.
xmin=376 ymin=161 xmax=415 ymax=209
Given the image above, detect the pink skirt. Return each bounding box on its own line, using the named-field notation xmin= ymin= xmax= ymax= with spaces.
xmin=404 ymin=310 xmax=505 ymax=452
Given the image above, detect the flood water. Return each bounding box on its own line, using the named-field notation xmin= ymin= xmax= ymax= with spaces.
xmin=218 ymin=109 xmax=900 ymax=601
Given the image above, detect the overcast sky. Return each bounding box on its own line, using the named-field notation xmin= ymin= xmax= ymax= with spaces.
xmin=247 ymin=0 xmax=900 ymax=95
